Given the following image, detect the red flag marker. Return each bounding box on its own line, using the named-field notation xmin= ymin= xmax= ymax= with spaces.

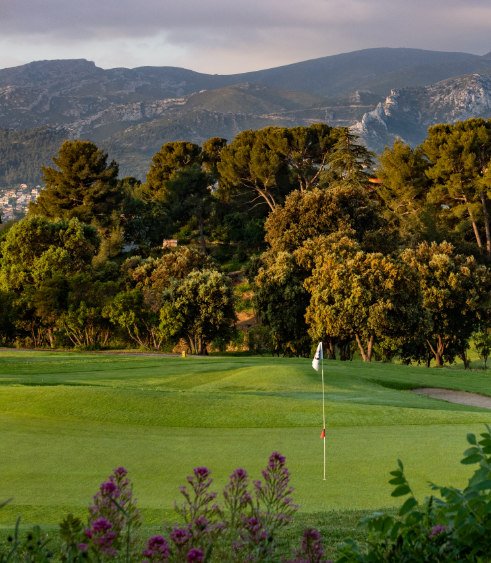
xmin=320 ymin=428 xmax=325 ymax=439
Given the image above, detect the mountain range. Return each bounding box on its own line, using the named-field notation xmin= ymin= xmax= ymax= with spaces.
xmin=2 ymin=47 xmax=491 ymax=182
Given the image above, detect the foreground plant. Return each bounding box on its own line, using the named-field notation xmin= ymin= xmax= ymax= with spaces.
xmin=27 ymin=451 xmax=327 ymax=563
xmin=338 ymin=425 xmax=491 ymax=563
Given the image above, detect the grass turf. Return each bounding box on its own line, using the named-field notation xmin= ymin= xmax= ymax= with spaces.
xmin=0 ymin=352 xmax=490 ymax=529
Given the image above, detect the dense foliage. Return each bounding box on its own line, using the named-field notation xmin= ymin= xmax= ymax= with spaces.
xmin=1 ymin=118 xmax=491 ymax=359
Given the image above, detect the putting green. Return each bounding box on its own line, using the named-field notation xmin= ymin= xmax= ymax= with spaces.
xmin=0 ymin=352 xmax=490 ymax=525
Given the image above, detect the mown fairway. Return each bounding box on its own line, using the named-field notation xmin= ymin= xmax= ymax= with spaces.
xmin=1 ymin=352 xmax=491 ymax=526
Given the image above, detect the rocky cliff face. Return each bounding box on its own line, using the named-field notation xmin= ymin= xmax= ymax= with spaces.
xmin=352 ymin=73 xmax=491 ymax=152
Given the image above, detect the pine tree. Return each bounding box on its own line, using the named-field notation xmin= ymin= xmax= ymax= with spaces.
xmin=145 ymin=141 xmax=202 ymax=199
xmin=29 ymin=140 xmax=121 ymax=232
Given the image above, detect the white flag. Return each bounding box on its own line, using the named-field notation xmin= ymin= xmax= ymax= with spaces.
xmin=312 ymin=342 xmax=323 ymax=371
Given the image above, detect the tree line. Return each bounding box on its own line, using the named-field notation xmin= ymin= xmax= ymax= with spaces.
xmin=1 ymin=118 xmax=491 ymax=363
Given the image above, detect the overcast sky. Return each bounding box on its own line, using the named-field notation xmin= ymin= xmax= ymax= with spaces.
xmin=1 ymin=0 xmax=491 ymax=74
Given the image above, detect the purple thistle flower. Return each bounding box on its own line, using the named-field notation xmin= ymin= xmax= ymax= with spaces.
xmin=142 ymin=536 xmax=170 ymax=562
xmin=147 ymin=536 xmax=169 ymax=550
xmin=78 ymin=543 xmax=88 ymax=551
xmin=170 ymin=528 xmax=191 ymax=546
xmin=114 ymin=467 xmax=128 ymax=478
xmin=187 ymin=548 xmax=204 ymax=563
xmin=194 ymin=467 xmax=211 ymax=480
xmin=193 ymin=516 xmax=209 ymax=531
xmin=230 ymin=468 xmax=248 ymax=482
xmin=100 ymin=481 xmax=117 ymax=495
xmin=268 ymin=452 xmax=286 ymax=469
xmin=92 ymin=518 xmax=112 ymax=533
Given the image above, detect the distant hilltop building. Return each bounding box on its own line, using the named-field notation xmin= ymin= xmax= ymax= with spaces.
xmin=162 ymin=239 xmax=178 ymax=248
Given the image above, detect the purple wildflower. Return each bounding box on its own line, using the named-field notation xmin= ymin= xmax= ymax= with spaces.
xmin=429 ymin=525 xmax=447 ymax=539
xmin=193 ymin=516 xmax=209 ymax=531
xmin=194 ymin=467 xmax=211 ymax=480
xmin=268 ymin=452 xmax=286 ymax=469
xmin=142 ymin=536 xmax=170 ymax=563
xmin=100 ymin=481 xmax=117 ymax=495
xmin=187 ymin=548 xmax=204 ymax=563
xmin=170 ymin=528 xmax=191 ymax=546
xmin=92 ymin=518 xmax=112 ymax=533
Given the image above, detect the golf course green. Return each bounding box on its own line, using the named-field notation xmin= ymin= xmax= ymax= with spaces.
xmin=0 ymin=351 xmax=490 ymax=526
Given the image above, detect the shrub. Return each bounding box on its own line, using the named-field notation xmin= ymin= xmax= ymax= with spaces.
xmin=338 ymin=425 xmax=491 ymax=563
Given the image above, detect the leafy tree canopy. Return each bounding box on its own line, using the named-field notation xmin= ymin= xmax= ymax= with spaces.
xmin=253 ymin=251 xmax=312 ymax=357
xmin=160 ymin=269 xmax=237 ymax=355
xmin=305 ymin=241 xmax=426 ymax=362
xmin=0 ymin=216 xmax=100 ymax=293
xmin=121 ymin=246 xmax=217 ymax=292
xmin=264 ymin=185 xmax=386 ymax=254
xmin=401 ymin=241 xmax=491 ymax=366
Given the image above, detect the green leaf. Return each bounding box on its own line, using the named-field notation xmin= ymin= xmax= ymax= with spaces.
xmin=399 ymin=497 xmax=418 ymax=516
xmin=389 ymin=521 xmax=402 ymax=541
xmin=461 ymin=454 xmax=483 ymax=465
xmin=389 ymin=477 xmax=406 ymax=485
xmin=473 ymin=479 xmax=491 ymax=491
xmin=397 ymin=459 xmax=404 ymax=471
xmin=467 ymin=433 xmax=477 ymax=445
xmin=203 ymin=542 xmax=214 ymax=563
xmin=389 ymin=470 xmax=402 ymax=477
xmin=463 ymin=447 xmax=480 ymax=456
xmin=391 ymin=485 xmax=411 ymax=497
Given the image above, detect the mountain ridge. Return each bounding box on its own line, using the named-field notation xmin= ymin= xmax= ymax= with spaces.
xmin=352 ymin=72 xmax=491 ymax=152
xmin=3 ymin=48 xmax=491 ymax=183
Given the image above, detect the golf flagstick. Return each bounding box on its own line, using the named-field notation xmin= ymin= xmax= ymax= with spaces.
xmin=312 ymin=342 xmax=326 ymax=480
xmin=322 ymin=353 xmax=325 ymax=480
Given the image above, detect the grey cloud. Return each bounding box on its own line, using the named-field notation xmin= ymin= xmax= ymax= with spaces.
xmin=1 ymin=0 xmax=491 ymax=73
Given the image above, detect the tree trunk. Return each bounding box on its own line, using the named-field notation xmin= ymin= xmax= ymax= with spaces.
xmin=354 ymin=334 xmax=374 ymax=362
xmin=427 ymin=337 xmax=445 ymax=367
xmin=326 ymin=338 xmax=336 ymax=360
xmin=459 ymin=347 xmax=470 ymax=369
xmin=47 ymin=328 xmax=54 ymax=349
xmin=367 ymin=336 xmax=374 ymax=362
xmin=468 ymin=205 xmax=482 ymax=247
xmin=481 ymin=190 xmax=491 ymax=261
xmin=340 ymin=345 xmax=347 ymax=361
xmin=187 ymin=334 xmax=198 ymax=354
xmin=199 ymin=216 xmax=207 ymax=255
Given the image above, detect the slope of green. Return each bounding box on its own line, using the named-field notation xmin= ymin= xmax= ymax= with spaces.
xmin=0 ymin=352 xmax=489 ymax=525
xmin=182 ymin=84 xmax=326 ymax=114
xmin=0 ymin=127 xmax=69 ymax=187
